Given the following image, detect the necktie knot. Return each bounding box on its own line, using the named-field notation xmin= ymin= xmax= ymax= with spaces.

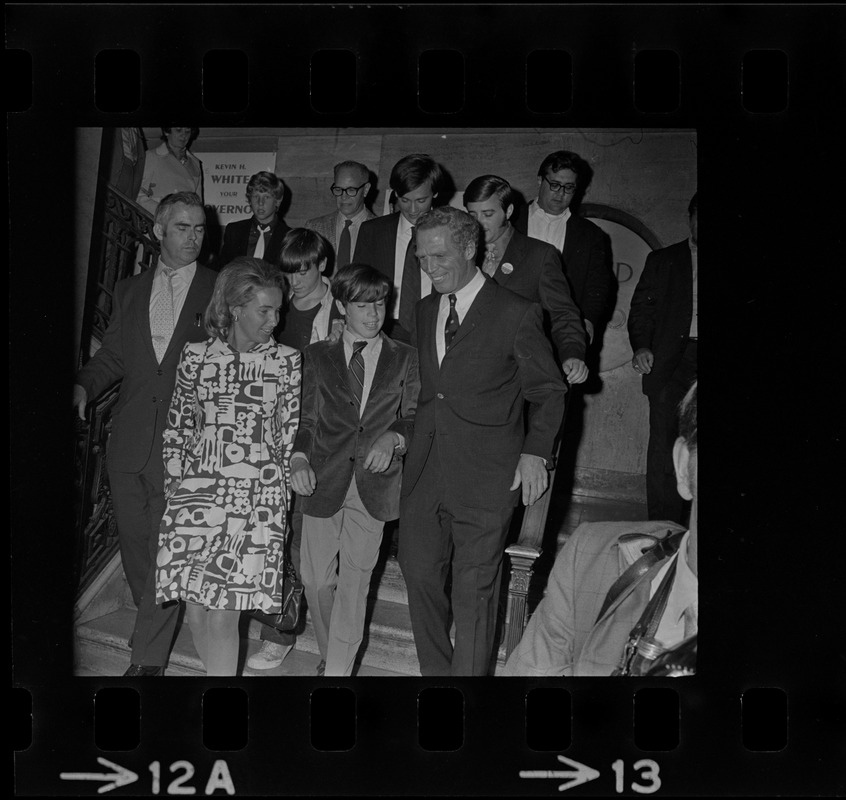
xmin=448 ymin=293 xmax=457 ymax=307
xmin=162 ymin=266 xmax=175 ymax=279
xmin=344 ymin=219 xmax=352 ymax=229
xmin=258 ymin=224 xmax=271 ymax=233
xmin=352 ymin=340 xmax=367 ymax=357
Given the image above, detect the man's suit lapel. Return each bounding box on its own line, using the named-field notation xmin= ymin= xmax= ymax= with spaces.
xmin=163 ymin=268 xmax=208 ymax=362
xmin=441 ymin=279 xmax=495 ymax=357
xmin=131 ymin=268 xmax=159 ymax=364
xmin=496 ymin=232 xmax=526 ymax=287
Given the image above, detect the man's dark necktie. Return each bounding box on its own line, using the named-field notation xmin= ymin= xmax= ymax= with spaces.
xmin=337 ymin=218 xmax=352 ymax=268
xmin=398 ymin=226 xmax=419 ymax=333
xmin=444 ymin=293 xmax=460 ymax=351
xmin=348 ymin=340 xmax=367 ymax=410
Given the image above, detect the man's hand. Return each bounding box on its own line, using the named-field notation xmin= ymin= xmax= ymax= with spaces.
xmin=562 ymin=357 xmax=588 ymax=385
xmin=510 ymin=454 xmax=549 ymax=506
xmin=364 ymin=431 xmax=399 ymax=473
xmin=584 ymin=319 xmax=595 ymax=344
xmin=290 ymin=456 xmax=317 ymax=496
xmin=632 ymin=348 xmax=654 ymax=374
xmin=72 ymin=384 xmax=88 ymax=421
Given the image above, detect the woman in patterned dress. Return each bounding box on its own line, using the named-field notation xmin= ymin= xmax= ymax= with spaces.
xmin=155 ymin=257 xmax=301 ymax=675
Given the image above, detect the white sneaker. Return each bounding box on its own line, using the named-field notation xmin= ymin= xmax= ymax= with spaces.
xmin=246 ymin=641 xmax=294 ymax=670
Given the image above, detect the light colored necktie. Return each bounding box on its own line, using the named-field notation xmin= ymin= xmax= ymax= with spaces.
xmin=482 ymin=245 xmax=498 ymax=276
xmin=151 ymin=267 xmax=175 ymax=363
xmin=254 ymin=224 xmax=270 ymax=259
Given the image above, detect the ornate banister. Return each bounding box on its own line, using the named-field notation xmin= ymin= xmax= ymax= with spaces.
xmin=73 ymin=183 xmax=157 ymax=595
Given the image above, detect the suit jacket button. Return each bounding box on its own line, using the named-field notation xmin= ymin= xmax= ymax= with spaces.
xmin=152 ymin=396 xmax=157 ymax=403
xmin=437 ymin=392 xmax=444 ymax=399
xmin=359 ymin=426 xmax=364 ymax=432
xmin=349 ymin=456 xmax=355 ymax=462
xmin=157 ymin=369 xmax=163 ymax=376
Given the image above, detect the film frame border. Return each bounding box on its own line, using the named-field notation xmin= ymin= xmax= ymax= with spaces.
xmin=8 ymin=3 xmax=844 ymax=796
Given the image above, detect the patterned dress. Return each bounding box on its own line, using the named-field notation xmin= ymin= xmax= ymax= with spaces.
xmin=156 ymin=337 xmax=301 ymax=612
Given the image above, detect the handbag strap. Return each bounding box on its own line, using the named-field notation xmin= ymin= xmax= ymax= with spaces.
xmin=595 ymin=530 xmax=685 ymax=623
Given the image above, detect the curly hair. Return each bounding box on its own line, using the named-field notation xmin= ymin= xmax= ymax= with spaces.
xmin=414 ymin=206 xmax=480 ymax=257
xmin=204 ymin=257 xmax=286 ymax=340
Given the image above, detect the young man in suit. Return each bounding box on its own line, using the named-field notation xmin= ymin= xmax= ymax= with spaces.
xmin=398 ymin=206 xmax=567 ymax=676
xmin=218 ymin=171 xmax=290 ymax=269
xmin=304 ymin=160 xmax=376 ymax=271
xmin=464 ymin=174 xmax=588 ymax=384
xmin=353 ymin=154 xmax=444 ymax=343
xmin=73 ymin=191 xmax=217 ymax=675
xmin=513 ymin=150 xmax=614 ymax=345
xmin=504 ymin=380 xmax=698 ymax=677
xmin=628 ymin=193 xmax=698 ymax=524
xmin=290 ymin=264 xmax=420 ymax=677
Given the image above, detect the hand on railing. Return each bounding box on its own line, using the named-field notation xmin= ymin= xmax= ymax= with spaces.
xmin=73 ymin=384 xmax=89 ymax=421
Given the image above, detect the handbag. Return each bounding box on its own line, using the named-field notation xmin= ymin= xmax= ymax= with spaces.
xmin=250 ymin=550 xmax=303 ymax=633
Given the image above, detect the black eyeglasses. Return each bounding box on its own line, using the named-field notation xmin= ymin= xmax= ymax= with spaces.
xmin=330 ymin=183 xmax=368 ymax=197
xmin=542 ymin=176 xmax=577 ymax=195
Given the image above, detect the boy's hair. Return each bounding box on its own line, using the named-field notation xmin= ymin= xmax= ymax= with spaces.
xmin=331 ymin=263 xmax=391 ymax=305
xmin=278 ymin=228 xmax=331 ymax=274
xmin=246 ymin=170 xmax=285 ymax=202
xmin=463 ymin=174 xmax=515 ymax=211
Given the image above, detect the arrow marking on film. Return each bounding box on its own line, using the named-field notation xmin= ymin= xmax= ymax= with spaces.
xmin=60 ymin=757 xmax=139 ymax=794
xmin=519 ymin=755 xmax=601 ymax=792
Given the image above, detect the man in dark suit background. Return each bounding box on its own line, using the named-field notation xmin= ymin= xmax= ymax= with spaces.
xmin=628 ymin=193 xmax=698 ymax=524
xmin=513 ymin=150 xmax=614 ymax=345
xmin=304 ymin=160 xmax=376 ymax=271
xmin=218 ymin=171 xmax=290 ymax=269
xmin=73 ymin=191 xmax=217 ymax=675
xmin=398 ymin=206 xmax=567 ymax=676
xmin=464 ymin=174 xmax=588 ymax=384
xmin=353 ymin=154 xmax=444 ymax=343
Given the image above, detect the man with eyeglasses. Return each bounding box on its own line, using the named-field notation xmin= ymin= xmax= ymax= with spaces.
xmin=514 ymin=150 xmax=613 ymax=347
xmin=218 ymin=171 xmax=290 ymax=270
xmin=305 ymin=160 xmax=375 ymax=272
xmin=354 ymin=154 xmax=444 ymax=343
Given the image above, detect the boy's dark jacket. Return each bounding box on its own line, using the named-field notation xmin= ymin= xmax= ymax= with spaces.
xmin=293 ymin=333 xmax=420 ymax=521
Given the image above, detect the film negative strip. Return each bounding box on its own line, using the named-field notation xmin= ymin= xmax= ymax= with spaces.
xmin=8 ymin=3 xmax=844 ymax=796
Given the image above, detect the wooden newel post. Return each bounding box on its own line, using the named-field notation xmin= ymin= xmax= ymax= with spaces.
xmin=503 ymin=543 xmax=541 ymax=659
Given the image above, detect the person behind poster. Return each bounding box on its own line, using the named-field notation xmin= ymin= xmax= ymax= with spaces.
xmin=353 ymin=153 xmax=444 ymax=342
xmin=218 ymin=171 xmax=290 ymax=270
xmin=628 ymin=193 xmax=698 ymax=524
xmin=305 ymin=160 xmax=376 ymax=271
xmin=290 ymin=264 xmax=420 ymax=677
xmin=503 ymin=380 xmax=698 ymax=677
xmin=136 ymin=127 xmax=204 ymax=216
xmin=398 ymin=206 xmax=566 ymax=676
xmin=73 ymin=192 xmax=216 ymax=676
xmin=155 ymin=258 xmax=301 ymax=676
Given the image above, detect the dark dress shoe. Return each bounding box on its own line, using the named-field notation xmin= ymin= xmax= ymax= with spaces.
xmin=123 ymin=664 xmax=164 ymax=676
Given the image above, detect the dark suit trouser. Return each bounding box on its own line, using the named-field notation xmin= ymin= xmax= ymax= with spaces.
xmin=646 ymin=340 xmax=697 ymax=524
xmin=258 ymin=501 xmax=302 ymax=647
xmin=399 ymin=442 xmax=515 ymax=676
xmin=108 ymin=462 xmax=180 ymax=668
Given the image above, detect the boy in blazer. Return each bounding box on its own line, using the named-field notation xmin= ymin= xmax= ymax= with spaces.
xmin=290 ymin=264 xmax=420 ymax=677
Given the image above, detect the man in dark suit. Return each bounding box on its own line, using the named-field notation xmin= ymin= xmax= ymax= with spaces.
xmin=353 ymin=154 xmax=444 ymax=343
xmin=628 ymin=193 xmax=698 ymax=523
xmin=464 ymin=174 xmax=588 ymax=383
xmin=218 ymin=171 xmax=290 ymax=269
xmin=513 ymin=150 xmax=614 ymax=345
xmin=304 ymin=160 xmax=376 ymax=271
xmin=73 ymin=191 xmax=217 ymax=675
xmin=398 ymin=206 xmax=567 ymax=676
